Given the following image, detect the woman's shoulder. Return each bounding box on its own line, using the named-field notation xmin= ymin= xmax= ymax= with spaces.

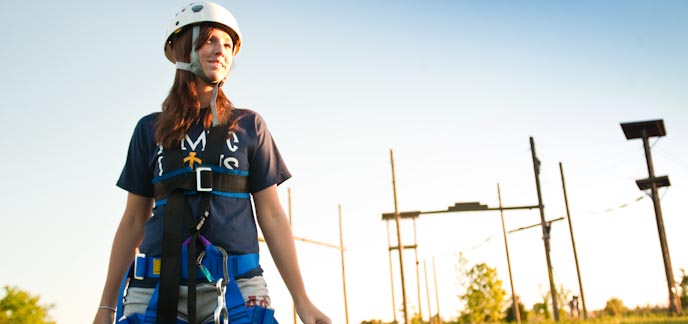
xmin=232 ymin=107 xmax=260 ymax=120
xmin=232 ymin=108 xmax=267 ymax=127
xmin=132 ymin=112 xmax=160 ymax=130
xmin=128 ymin=112 xmax=160 ymax=140
xmin=138 ymin=111 xmax=161 ymax=124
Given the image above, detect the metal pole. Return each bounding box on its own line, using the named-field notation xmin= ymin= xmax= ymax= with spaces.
xmin=432 ymin=257 xmax=442 ymax=324
xmin=413 ymin=217 xmax=423 ymax=321
xmin=559 ymin=162 xmax=588 ymax=319
xmin=641 ymin=131 xmax=682 ymax=315
xmin=390 ymin=149 xmax=410 ymax=324
xmin=498 ymin=184 xmax=520 ymax=324
xmin=530 ymin=137 xmax=559 ymax=321
xmin=386 ymin=221 xmax=398 ymax=323
xmin=424 ymin=259 xmax=433 ymax=324
xmin=338 ymin=204 xmax=350 ymax=324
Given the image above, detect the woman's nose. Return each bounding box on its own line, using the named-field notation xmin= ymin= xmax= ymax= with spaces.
xmin=214 ymin=43 xmax=227 ymax=56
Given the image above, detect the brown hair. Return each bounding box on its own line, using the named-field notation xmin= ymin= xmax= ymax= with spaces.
xmin=156 ymin=24 xmax=238 ymax=148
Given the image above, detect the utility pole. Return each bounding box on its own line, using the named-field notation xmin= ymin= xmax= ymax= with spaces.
xmin=498 ymin=184 xmax=520 ymax=324
xmin=390 ymin=149 xmax=410 ymax=324
xmin=413 ymin=217 xmax=423 ymax=321
xmin=530 ymin=137 xmax=559 ymax=321
xmin=559 ymin=162 xmax=587 ymax=319
xmin=339 ymin=204 xmax=350 ymax=324
xmin=621 ymin=120 xmax=682 ymax=315
xmin=386 ymin=222 xmax=398 ymax=323
xmin=382 ymin=140 xmax=554 ymax=322
xmin=424 ymin=260 xmax=433 ymax=324
xmin=433 ymin=257 xmax=441 ymax=324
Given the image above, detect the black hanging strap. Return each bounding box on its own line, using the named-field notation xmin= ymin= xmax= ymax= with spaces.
xmin=186 ymin=124 xmax=228 ymax=324
xmin=157 ymin=148 xmax=185 ymax=324
xmin=157 ymin=124 xmax=230 ymax=324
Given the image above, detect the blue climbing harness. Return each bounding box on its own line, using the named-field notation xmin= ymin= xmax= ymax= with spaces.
xmin=115 ymin=236 xmax=276 ymax=323
xmin=115 ymin=123 xmax=277 ymax=324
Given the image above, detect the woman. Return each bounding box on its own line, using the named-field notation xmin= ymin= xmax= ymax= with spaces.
xmin=93 ymin=2 xmax=330 ymax=323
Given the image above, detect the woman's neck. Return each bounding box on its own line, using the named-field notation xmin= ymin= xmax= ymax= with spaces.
xmin=196 ymin=79 xmax=215 ymax=108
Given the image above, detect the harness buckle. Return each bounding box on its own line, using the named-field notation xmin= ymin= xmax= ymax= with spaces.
xmin=134 ymin=252 xmax=146 ymax=280
xmin=195 ymin=166 xmax=213 ymax=192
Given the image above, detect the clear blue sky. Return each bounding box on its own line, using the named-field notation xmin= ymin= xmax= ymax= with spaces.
xmin=1 ymin=1 xmax=687 ymax=323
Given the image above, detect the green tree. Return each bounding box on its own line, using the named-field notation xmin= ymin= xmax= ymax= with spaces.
xmin=456 ymin=253 xmax=507 ymax=323
xmin=680 ymin=268 xmax=688 ymax=311
xmin=531 ymin=302 xmax=549 ymax=319
xmin=410 ymin=312 xmax=425 ymax=324
xmin=504 ymin=296 xmax=527 ymax=323
xmin=531 ymin=287 xmax=551 ymax=320
xmin=529 ymin=284 xmax=573 ymax=320
xmin=555 ymin=284 xmax=572 ymax=319
xmin=604 ymin=297 xmax=627 ymax=317
xmin=0 ymin=286 xmax=55 ymax=324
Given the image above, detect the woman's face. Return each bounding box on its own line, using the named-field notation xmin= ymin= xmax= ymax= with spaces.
xmin=197 ymin=28 xmax=234 ymax=83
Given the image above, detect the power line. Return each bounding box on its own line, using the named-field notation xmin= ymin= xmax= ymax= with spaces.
xmin=655 ymin=145 xmax=688 ymax=172
xmin=462 ymin=234 xmax=496 ymax=253
xmin=583 ymin=195 xmax=645 ymax=215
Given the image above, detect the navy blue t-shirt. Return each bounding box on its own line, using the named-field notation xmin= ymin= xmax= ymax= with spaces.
xmin=117 ymin=108 xmax=291 ymax=256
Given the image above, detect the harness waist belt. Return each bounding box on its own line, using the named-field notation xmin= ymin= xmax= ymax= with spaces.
xmin=153 ymin=168 xmax=249 ymax=201
xmin=134 ymin=253 xmax=259 ymax=280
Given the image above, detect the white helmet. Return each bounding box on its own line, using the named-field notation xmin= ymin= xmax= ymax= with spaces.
xmin=163 ymin=2 xmax=242 ymax=127
xmin=164 ymin=1 xmax=243 ymax=63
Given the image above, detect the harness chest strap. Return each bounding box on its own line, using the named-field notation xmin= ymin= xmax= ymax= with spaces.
xmin=152 ymin=166 xmax=249 ymax=203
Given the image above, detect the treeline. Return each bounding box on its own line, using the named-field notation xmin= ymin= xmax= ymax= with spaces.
xmin=361 ymin=257 xmax=688 ymax=324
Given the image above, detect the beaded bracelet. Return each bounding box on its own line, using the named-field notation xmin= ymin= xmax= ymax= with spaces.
xmin=98 ymin=305 xmax=117 ymax=312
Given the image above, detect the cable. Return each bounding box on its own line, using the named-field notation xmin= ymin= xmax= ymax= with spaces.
xmin=463 ymin=234 xmax=496 ymax=253
xmin=655 ymin=145 xmax=688 ymax=172
xmin=588 ymin=195 xmax=645 ymax=215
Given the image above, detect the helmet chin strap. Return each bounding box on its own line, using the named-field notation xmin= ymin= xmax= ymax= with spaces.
xmin=209 ymin=83 xmax=221 ymax=126
xmin=175 ymin=25 xmax=225 ymax=127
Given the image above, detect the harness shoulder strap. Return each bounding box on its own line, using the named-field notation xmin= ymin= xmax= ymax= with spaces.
xmin=158 ymin=124 xmax=231 ymax=324
xmin=158 ymin=190 xmax=186 ymax=323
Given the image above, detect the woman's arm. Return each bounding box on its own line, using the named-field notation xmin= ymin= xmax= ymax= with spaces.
xmin=253 ymin=185 xmax=331 ymax=324
xmin=93 ymin=193 xmax=153 ymax=324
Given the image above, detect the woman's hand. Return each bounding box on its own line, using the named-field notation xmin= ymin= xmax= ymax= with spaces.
xmin=93 ymin=308 xmax=115 ymax=324
xmin=296 ymin=298 xmax=331 ymax=324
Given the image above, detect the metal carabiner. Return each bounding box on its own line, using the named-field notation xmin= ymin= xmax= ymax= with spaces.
xmin=213 ymin=279 xmax=228 ymax=324
xmin=196 ymin=251 xmax=215 ymax=283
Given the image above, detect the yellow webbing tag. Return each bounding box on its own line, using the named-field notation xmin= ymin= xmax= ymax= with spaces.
xmin=153 ymin=259 xmax=161 ymax=275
